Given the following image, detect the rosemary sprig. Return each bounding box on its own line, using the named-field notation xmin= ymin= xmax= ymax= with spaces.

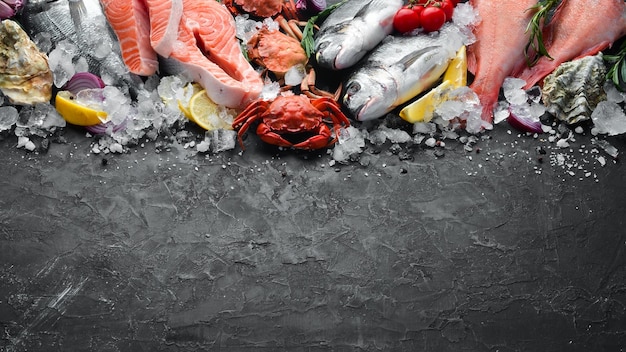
xmin=604 ymin=39 xmax=626 ymax=91
xmin=301 ymin=0 xmax=346 ymax=58
xmin=524 ymin=0 xmax=562 ymax=67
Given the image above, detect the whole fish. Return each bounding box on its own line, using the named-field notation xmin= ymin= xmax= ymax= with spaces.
xmin=314 ymin=0 xmax=402 ymax=71
xmin=466 ymin=0 xmax=537 ymax=125
xmin=342 ymin=23 xmax=465 ymax=121
xmin=514 ymin=0 xmax=626 ymax=89
xmin=18 ymin=0 xmax=135 ymax=86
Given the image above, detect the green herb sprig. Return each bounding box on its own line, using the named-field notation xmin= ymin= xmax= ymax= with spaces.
xmin=524 ymin=0 xmax=562 ymax=67
xmin=301 ymin=0 xmax=346 ymax=58
xmin=604 ymin=39 xmax=626 ymax=92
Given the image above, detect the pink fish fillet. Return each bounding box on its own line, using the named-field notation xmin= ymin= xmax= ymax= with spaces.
xmin=167 ymin=0 xmax=263 ymax=109
xmin=515 ymin=0 xmax=626 ymax=89
xmin=100 ymin=0 xmax=158 ymax=76
xmin=467 ymin=0 xmax=537 ymax=125
xmin=146 ymin=0 xmax=183 ymax=58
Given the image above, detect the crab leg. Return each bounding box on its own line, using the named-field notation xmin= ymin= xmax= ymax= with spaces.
xmin=312 ymin=97 xmax=351 ymax=145
xmin=233 ymin=101 xmax=270 ymax=149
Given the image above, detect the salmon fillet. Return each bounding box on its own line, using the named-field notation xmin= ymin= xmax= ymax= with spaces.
xmin=170 ymin=0 xmax=263 ymax=108
xmin=146 ymin=0 xmax=183 ymax=58
xmin=467 ymin=0 xmax=537 ymax=124
xmin=514 ymin=0 xmax=626 ymax=89
xmin=100 ymin=0 xmax=158 ymax=76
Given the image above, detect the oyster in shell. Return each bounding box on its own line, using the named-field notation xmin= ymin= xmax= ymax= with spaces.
xmin=541 ymin=53 xmax=607 ymax=124
xmin=0 ymin=19 xmax=53 ymax=105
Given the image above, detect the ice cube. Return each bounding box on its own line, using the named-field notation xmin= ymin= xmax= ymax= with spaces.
xmin=333 ymin=126 xmax=366 ymax=162
xmin=493 ymin=101 xmax=510 ymax=124
xmin=591 ymin=101 xmax=626 ymax=136
xmin=0 ymin=106 xmax=18 ymax=131
xmin=201 ymin=129 xmax=237 ymax=153
xmin=284 ymin=64 xmax=307 ymax=86
xmin=604 ymin=81 xmax=626 ymax=104
xmin=592 ymin=138 xmax=619 ymax=159
xmin=503 ymin=77 xmax=528 ymax=105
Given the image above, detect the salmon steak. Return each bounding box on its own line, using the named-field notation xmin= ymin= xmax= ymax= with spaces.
xmin=466 ymin=0 xmax=537 ymax=125
xmin=100 ymin=0 xmax=263 ymax=109
xmin=514 ymin=0 xmax=626 ymax=89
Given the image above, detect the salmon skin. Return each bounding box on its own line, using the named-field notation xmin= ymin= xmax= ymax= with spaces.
xmin=101 ymin=0 xmax=263 ymax=109
xmin=514 ymin=0 xmax=626 ymax=89
xmin=466 ymin=0 xmax=537 ymax=125
xmin=19 ymin=0 xmax=134 ymax=85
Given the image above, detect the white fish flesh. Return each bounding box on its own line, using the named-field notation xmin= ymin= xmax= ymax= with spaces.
xmin=314 ymin=0 xmax=402 ymax=70
xmin=342 ymin=23 xmax=465 ymax=121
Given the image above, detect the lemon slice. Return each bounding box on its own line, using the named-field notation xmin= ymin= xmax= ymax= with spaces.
xmin=443 ymin=45 xmax=467 ymax=88
xmin=188 ymin=89 xmax=233 ymax=131
xmin=177 ymin=82 xmax=202 ymax=119
xmin=55 ymin=90 xmax=107 ymax=126
xmin=399 ymin=80 xmax=454 ymax=123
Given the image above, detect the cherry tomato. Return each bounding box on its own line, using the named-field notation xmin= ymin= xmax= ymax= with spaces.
xmin=440 ymin=0 xmax=454 ymax=21
xmin=393 ymin=7 xmax=421 ymax=33
xmin=420 ymin=6 xmax=446 ymax=32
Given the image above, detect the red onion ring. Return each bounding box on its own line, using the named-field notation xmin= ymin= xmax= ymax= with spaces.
xmin=63 ymin=72 xmax=106 ymax=95
xmin=507 ymin=105 xmax=543 ymax=134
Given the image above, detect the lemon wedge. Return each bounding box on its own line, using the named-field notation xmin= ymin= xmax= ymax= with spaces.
xmin=55 ymin=90 xmax=107 ymax=126
xmin=399 ymin=46 xmax=467 ymax=123
xmin=443 ymin=45 xmax=467 ymax=88
xmin=399 ymin=80 xmax=454 ymax=123
xmin=188 ymin=89 xmax=234 ymax=131
xmin=177 ymin=82 xmax=202 ymax=119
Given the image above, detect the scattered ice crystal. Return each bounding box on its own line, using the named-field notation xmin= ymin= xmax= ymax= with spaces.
xmin=592 ymin=138 xmax=619 ymax=159
xmin=368 ymin=125 xmax=411 ymax=145
xmin=503 ymin=77 xmax=528 ymax=106
xmin=15 ymin=104 xmax=66 ymax=137
xmin=591 ymin=101 xmax=626 ymax=136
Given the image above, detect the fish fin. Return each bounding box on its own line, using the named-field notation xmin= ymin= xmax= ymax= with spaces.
xmin=396 ymin=46 xmax=438 ymax=71
xmin=353 ymin=0 xmax=374 ymax=19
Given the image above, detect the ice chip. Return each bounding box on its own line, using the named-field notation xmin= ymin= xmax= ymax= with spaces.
xmin=503 ymin=77 xmax=527 ymax=105
xmin=493 ymin=101 xmax=510 ymax=124
xmin=413 ymin=122 xmax=436 ymax=135
xmin=284 ymin=64 xmax=307 ymax=86
xmin=203 ymin=129 xmax=237 ymax=153
xmin=0 ymin=106 xmax=18 ymax=131
xmin=592 ymin=138 xmax=619 ymax=159
xmin=591 ymin=101 xmax=626 ymax=136
xmin=604 ymin=81 xmax=626 ymax=104
xmin=333 ymin=126 xmax=366 ymax=162
xmin=260 ymin=81 xmax=281 ymax=101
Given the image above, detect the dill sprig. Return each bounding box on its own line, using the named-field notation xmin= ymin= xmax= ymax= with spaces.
xmin=524 ymin=0 xmax=561 ymax=67
xmin=604 ymin=39 xmax=626 ymax=91
xmin=301 ymin=0 xmax=346 ymax=58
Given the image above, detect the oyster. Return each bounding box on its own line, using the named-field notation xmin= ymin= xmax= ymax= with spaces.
xmin=0 ymin=19 xmax=53 ymax=105
xmin=541 ymin=53 xmax=607 ymax=124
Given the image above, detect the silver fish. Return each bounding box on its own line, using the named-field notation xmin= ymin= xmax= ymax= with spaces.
xmin=342 ymin=23 xmax=465 ymax=121
xmin=314 ymin=0 xmax=402 ymax=70
xmin=18 ymin=0 xmax=135 ymax=86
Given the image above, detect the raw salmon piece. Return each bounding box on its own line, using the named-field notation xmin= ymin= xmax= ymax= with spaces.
xmin=145 ymin=0 xmax=183 ymax=57
xmin=515 ymin=0 xmax=626 ymax=89
xmin=171 ymin=0 xmax=263 ymax=108
xmin=467 ymin=0 xmax=537 ymax=124
xmin=100 ymin=0 xmax=158 ymax=76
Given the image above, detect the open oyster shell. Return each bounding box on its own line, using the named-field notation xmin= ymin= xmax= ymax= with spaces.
xmin=0 ymin=19 xmax=53 ymax=105
xmin=541 ymin=53 xmax=607 ymax=124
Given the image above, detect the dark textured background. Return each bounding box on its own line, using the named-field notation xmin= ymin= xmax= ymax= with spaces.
xmin=1 ymin=122 xmax=625 ymax=351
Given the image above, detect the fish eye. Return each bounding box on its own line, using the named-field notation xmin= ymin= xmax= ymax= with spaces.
xmin=317 ymin=41 xmax=329 ymax=51
xmin=345 ymin=82 xmax=361 ymax=96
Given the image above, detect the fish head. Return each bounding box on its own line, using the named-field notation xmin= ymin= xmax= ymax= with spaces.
xmin=342 ymin=69 xmax=397 ymax=121
xmin=314 ymin=27 xmax=365 ymax=70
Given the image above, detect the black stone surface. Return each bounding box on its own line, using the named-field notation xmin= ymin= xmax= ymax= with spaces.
xmin=1 ymin=123 xmax=625 ymax=351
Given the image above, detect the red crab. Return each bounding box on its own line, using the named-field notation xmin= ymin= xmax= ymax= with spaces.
xmin=232 ymin=95 xmax=350 ymax=150
xmin=224 ymin=0 xmax=300 ymax=19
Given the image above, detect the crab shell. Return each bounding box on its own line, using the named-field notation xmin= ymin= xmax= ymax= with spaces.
xmin=0 ymin=19 xmax=52 ymax=105
xmin=234 ymin=0 xmax=284 ymax=18
xmin=247 ymin=28 xmax=308 ymax=78
xmin=541 ymin=53 xmax=607 ymax=125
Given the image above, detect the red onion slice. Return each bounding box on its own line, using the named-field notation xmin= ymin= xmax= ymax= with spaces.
xmin=63 ymin=72 xmax=106 ymax=96
xmin=507 ymin=104 xmax=543 ymax=134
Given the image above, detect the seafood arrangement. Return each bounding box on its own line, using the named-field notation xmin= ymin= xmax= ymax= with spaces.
xmin=0 ymin=0 xmax=625 ymax=155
